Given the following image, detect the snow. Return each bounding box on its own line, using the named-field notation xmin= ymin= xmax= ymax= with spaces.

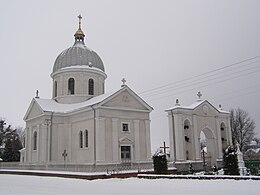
xmin=35 ymin=89 xmax=118 ymax=113
xmin=0 ymin=174 xmax=259 ymax=195
xmin=166 ymin=99 xmax=229 ymax=114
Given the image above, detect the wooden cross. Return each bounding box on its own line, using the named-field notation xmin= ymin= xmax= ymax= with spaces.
xmin=160 ymin=141 xmax=169 ymax=154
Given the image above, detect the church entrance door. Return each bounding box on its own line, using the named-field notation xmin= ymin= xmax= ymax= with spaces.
xmin=121 ymin=146 xmax=131 ymax=163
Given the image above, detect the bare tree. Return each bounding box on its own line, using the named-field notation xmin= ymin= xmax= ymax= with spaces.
xmin=230 ymin=108 xmax=255 ymax=153
xmin=15 ymin=126 xmax=25 ymax=148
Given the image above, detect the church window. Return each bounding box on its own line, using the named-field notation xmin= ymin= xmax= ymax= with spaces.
xmin=85 ymin=130 xmax=88 ymax=147
xmin=33 ymin=131 xmax=37 ymax=150
xmin=79 ymin=131 xmax=83 ymax=148
xmin=88 ymin=79 xmax=94 ymax=95
xmin=220 ymin=123 xmax=227 ymax=150
xmin=121 ymin=146 xmax=131 ymax=161
xmin=122 ymin=123 xmax=129 ymax=132
xmin=68 ymin=78 xmax=75 ymax=95
xmin=54 ymin=81 xmax=57 ymax=97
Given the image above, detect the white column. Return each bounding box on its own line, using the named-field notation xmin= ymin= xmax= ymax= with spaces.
xmin=145 ymin=120 xmax=151 ymax=160
xmin=112 ymin=118 xmax=119 ymax=162
xmin=27 ymin=127 xmax=32 ymax=163
xmin=47 ymin=123 xmax=50 ymax=163
xmin=37 ymin=125 xmax=40 ymax=162
xmin=134 ymin=120 xmax=140 ymax=162
xmin=175 ymin=114 xmax=184 ymax=161
xmin=227 ymin=119 xmax=232 ymax=146
xmin=215 ymin=117 xmax=223 ymax=159
xmin=40 ymin=124 xmax=45 ymax=163
xmin=192 ymin=115 xmax=200 ymax=160
xmin=25 ymin=127 xmax=29 ymax=162
xmin=96 ymin=117 xmax=106 ymax=163
xmin=168 ymin=112 xmax=175 ymax=162
xmin=67 ymin=124 xmax=72 ymax=162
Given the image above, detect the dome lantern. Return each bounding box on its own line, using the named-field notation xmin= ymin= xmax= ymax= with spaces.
xmin=74 ymin=14 xmax=85 ymax=44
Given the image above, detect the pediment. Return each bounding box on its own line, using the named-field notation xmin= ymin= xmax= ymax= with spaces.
xmin=193 ymin=101 xmax=220 ymax=116
xmin=24 ymin=99 xmax=44 ymax=121
xmin=101 ymin=87 xmax=152 ymax=111
xmin=119 ymin=136 xmax=133 ymax=144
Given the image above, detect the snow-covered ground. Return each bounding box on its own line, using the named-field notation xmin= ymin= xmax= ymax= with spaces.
xmin=0 ymin=174 xmax=259 ymax=195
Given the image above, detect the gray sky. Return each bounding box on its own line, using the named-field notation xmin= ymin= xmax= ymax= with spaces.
xmin=1 ymin=0 xmax=260 ymax=152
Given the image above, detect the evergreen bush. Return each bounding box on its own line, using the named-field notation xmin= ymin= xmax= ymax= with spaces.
xmin=152 ymin=150 xmax=168 ymax=174
xmin=223 ymin=146 xmax=240 ymax=175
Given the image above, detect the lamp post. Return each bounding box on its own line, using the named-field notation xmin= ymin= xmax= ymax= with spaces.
xmin=62 ymin=149 xmax=68 ymax=169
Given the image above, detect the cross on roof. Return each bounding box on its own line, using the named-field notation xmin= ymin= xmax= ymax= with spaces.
xmin=197 ymin=91 xmax=202 ymax=99
xmin=35 ymin=90 xmax=39 ymax=98
xmin=121 ymin=78 xmax=126 ymax=87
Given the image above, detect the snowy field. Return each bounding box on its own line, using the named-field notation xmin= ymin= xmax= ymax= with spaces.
xmin=0 ymin=174 xmax=259 ymax=195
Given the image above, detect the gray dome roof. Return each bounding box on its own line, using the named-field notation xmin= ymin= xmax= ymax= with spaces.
xmin=53 ymin=41 xmax=105 ymax=73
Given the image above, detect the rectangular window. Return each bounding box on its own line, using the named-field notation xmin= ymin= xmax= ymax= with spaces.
xmin=121 ymin=146 xmax=131 ymax=161
xmin=122 ymin=123 xmax=129 ymax=132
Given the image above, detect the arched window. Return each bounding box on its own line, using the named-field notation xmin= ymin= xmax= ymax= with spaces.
xmin=68 ymin=78 xmax=75 ymax=95
xmin=54 ymin=81 xmax=57 ymax=97
xmin=85 ymin=130 xmax=88 ymax=147
xmin=220 ymin=123 xmax=227 ymax=150
xmin=79 ymin=131 xmax=83 ymax=148
xmin=184 ymin=119 xmax=191 ymax=160
xmin=88 ymin=79 xmax=94 ymax=95
xmin=33 ymin=131 xmax=37 ymax=150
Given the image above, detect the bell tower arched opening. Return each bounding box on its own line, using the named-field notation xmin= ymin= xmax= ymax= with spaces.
xmin=184 ymin=119 xmax=192 ymax=160
xmin=220 ymin=122 xmax=228 ymax=151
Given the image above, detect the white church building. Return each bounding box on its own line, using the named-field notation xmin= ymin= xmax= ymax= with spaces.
xmin=166 ymin=93 xmax=232 ymax=171
xmin=20 ymin=16 xmax=153 ymax=170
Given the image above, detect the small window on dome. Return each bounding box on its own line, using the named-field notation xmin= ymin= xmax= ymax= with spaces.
xmin=54 ymin=81 xmax=57 ymax=97
xmin=88 ymin=79 xmax=94 ymax=95
xmin=68 ymin=78 xmax=75 ymax=95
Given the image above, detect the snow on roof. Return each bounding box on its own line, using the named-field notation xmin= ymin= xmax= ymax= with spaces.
xmin=59 ymin=65 xmax=103 ymax=72
xmin=35 ymin=89 xmax=117 ymax=113
xmin=166 ymin=99 xmax=229 ymax=114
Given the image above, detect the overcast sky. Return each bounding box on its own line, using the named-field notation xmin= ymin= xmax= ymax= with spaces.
xmin=1 ymin=0 xmax=260 ymax=151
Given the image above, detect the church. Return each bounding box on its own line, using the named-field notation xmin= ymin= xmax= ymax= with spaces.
xmin=166 ymin=93 xmax=232 ymax=171
xmin=20 ymin=16 xmax=153 ymax=169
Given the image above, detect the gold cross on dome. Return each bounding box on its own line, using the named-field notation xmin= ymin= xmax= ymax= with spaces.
xmin=78 ymin=14 xmax=82 ymax=27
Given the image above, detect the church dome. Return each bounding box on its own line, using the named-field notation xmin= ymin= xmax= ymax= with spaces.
xmin=52 ymin=15 xmax=105 ymax=73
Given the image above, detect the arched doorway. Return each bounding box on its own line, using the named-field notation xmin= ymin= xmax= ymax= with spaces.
xmin=200 ymin=128 xmax=216 ymax=167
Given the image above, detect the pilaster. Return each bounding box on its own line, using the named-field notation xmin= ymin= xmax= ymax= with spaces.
xmin=95 ymin=117 xmax=106 ymax=163
xmin=145 ymin=120 xmax=151 ymax=160
xmin=134 ymin=120 xmax=140 ymax=161
xmin=192 ymin=115 xmax=200 ymax=160
xmin=112 ymin=118 xmax=119 ymax=162
xmin=168 ymin=112 xmax=175 ymax=162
